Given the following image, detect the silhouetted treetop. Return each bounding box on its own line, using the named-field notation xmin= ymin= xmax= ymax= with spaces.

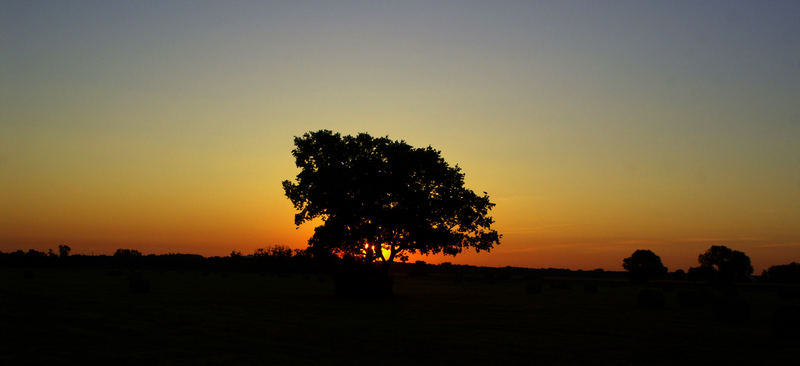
xmin=622 ymin=249 xmax=667 ymax=281
xmin=762 ymin=262 xmax=800 ymax=283
xmin=58 ymin=244 xmax=71 ymax=258
xmin=282 ymin=130 xmax=500 ymax=269
xmin=698 ymin=245 xmax=753 ymax=282
xmin=114 ymin=248 xmax=142 ymax=257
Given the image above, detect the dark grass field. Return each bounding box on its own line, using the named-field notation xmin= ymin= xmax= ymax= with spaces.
xmin=2 ymin=267 xmax=798 ymax=365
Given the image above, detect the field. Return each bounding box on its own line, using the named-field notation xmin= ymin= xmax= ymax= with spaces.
xmin=2 ymin=267 xmax=798 ymax=365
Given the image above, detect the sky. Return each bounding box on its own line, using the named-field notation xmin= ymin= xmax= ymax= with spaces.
xmin=2 ymin=0 xmax=799 ymax=272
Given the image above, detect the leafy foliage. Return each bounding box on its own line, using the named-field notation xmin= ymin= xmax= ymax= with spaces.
xmin=698 ymin=245 xmax=753 ymax=282
xmin=114 ymin=248 xmax=142 ymax=257
xmin=622 ymin=249 xmax=667 ymax=281
xmin=762 ymin=262 xmax=800 ymax=283
xmin=58 ymin=245 xmax=71 ymax=258
xmin=282 ymin=130 xmax=500 ymax=266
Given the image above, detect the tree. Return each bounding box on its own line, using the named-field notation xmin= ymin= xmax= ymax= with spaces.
xmin=687 ymin=265 xmax=716 ymax=282
xmin=114 ymin=248 xmax=142 ymax=257
xmin=113 ymin=248 xmax=142 ymax=267
xmin=698 ymin=245 xmax=753 ymax=282
xmin=762 ymin=262 xmax=800 ymax=283
xmin=282 ymin=130 xmax=500 ymax=272
xmin=58 ymin=244 xmax=71 ymax=258
xmin=622 ymin=249 xmax=668 ymax=281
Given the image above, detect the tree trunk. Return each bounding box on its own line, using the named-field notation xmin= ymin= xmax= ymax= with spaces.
xmin=381 ymin=245 xmax=397 ymax=274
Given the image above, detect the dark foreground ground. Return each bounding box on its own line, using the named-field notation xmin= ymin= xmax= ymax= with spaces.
xmin=1 ymin=267 xmax=798 ymax=365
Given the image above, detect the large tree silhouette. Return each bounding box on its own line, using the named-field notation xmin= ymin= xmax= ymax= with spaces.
xmin=698 ymin=245 xmax=753 ymax=282
xmin=282 ymin=130 xmax=500 ymax=271
xmin=622 ymin=249 xmax=668 ymax=281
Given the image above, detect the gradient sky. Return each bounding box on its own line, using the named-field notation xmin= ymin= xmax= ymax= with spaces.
xmin=2 ymin=0 xmax=799 ymax=272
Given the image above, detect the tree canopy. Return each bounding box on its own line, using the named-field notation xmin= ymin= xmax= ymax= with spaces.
xmin=282 ymin=130 xmax=500 ymax=268
xmin=622 ymin=249 xmax=668 ymax=281
xmin=762 ymin=262 xmax=800 ymax=283
xmin=698 ymin=245 xmax=753 ymax=282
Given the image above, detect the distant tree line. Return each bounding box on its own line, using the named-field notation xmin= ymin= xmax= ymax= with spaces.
xmin=2 ymin=243 xmax=798 ymax=283
xmin=0 ymin=245 xmax=601 ymax=279
xmin=761 ymin=262 xmax=800 ymax=283
xmin=0 ymin=245 xmax=319 ymax=274
xmin=620 ymin=245 xmax=797 ymax=283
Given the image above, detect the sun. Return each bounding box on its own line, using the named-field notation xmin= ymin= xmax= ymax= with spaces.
xmin=362 ymin=243 xmax=393 ymax=260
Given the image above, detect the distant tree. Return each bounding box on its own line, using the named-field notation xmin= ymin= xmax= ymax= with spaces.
xmin=761 ymin=262 xmax=800 ymax=283
xmin=114 ymin=248 xmax=142 ymax=257
xmin=253 ymin=245 xmax=294 ymax=258
xmin=687 ymin=265 xmax=716 ymax=282
xmin=282 ymin=130 xmax=500 ymax=272
xmin=58 ymin=245 xmax=71 ymax=258
xmin=622 ymin=249 xmax=668 ymax=281
xmin=698 ymin=245 xmax=753 ymax=282
xmin=26 ymin=249 xmax=46 ymax=258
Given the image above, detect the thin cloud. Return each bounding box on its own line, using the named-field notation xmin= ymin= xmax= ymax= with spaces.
xmin=754 ymin=242 xmax=800 ymax=248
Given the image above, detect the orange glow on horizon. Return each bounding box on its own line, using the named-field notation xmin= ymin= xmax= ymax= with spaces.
xmin=2 ymin=2 xmax=798 ymax=274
